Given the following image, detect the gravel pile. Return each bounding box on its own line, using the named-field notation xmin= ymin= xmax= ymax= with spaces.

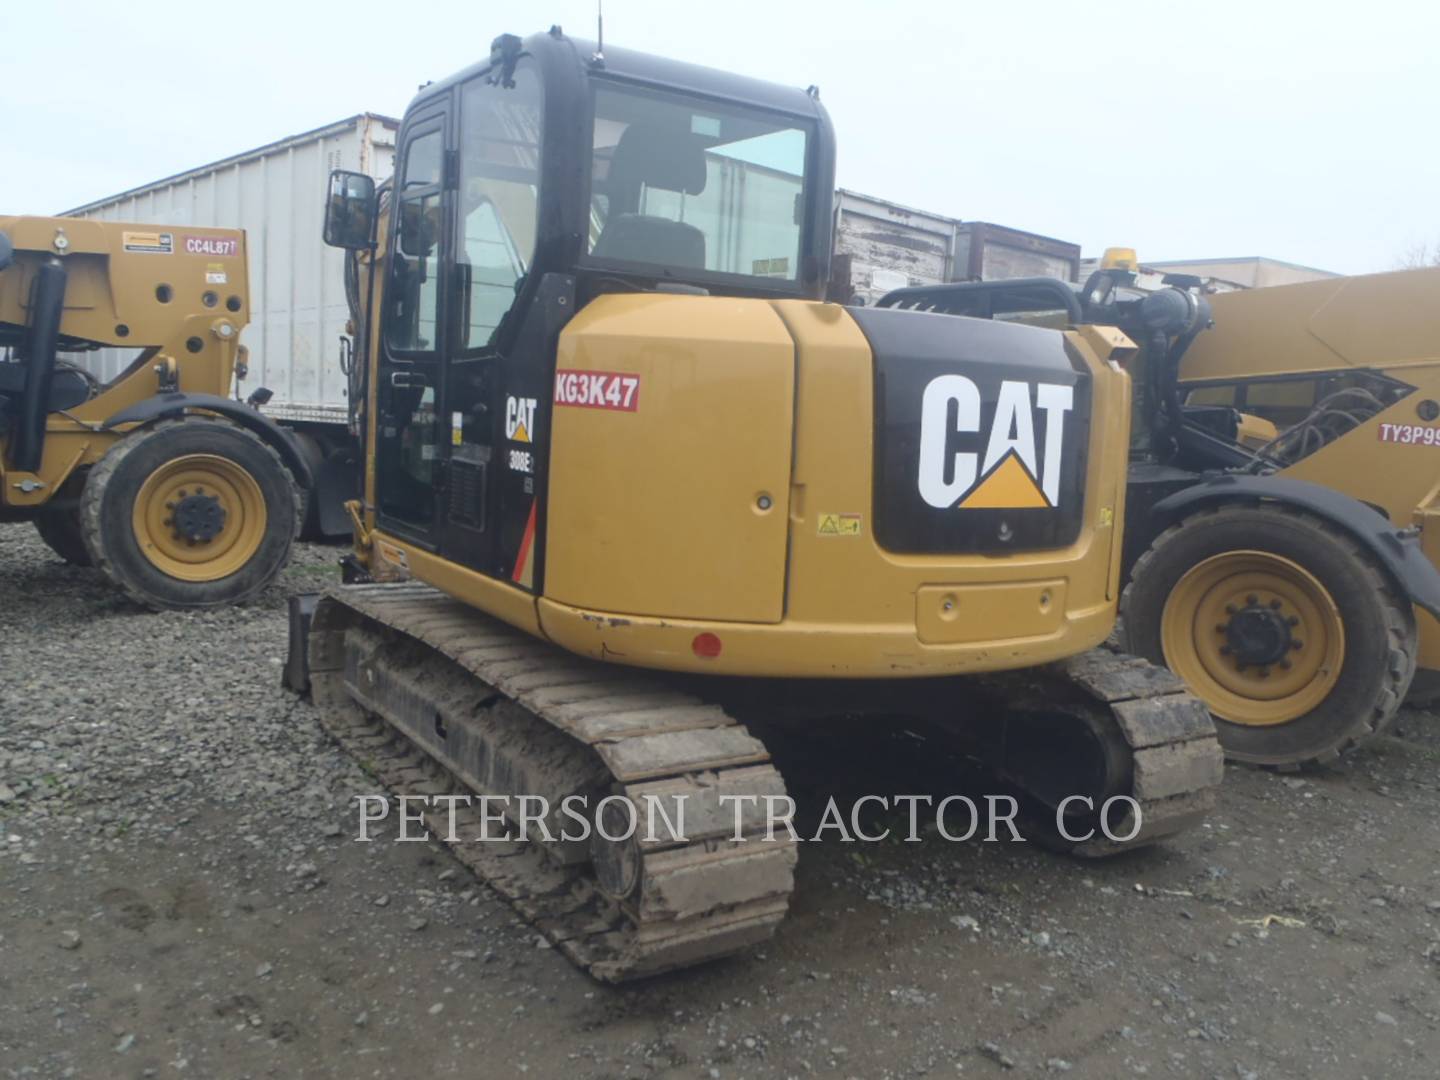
xmin=0 ymin=526 xmax=346 ymax=842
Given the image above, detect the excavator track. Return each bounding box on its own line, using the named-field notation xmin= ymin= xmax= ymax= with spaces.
xmin=304 ymin=584 xmax=1223 ymax=981
xmin=973 ymin=648 xmax=1224 ymax=857
xmin=306 ymin=583 xmax=796 ymax=982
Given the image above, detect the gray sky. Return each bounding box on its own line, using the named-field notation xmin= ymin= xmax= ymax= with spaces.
xmin=3 ymin=0 xmax=1434 ymax=273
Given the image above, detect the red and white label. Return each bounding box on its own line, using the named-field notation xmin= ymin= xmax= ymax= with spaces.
xmin=554 ymin=370 xmax=640 ymax=412
xmin=184 ymin=235 xmax=239 ymax=257
xmin=1378 ymin=422 xmax=1440 ymax=446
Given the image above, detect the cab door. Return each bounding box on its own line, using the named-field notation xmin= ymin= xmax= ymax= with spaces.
xmin=437 ymin=62 xmax=545 ymax=581
xmin=374 ymin=110 xmax=450 ymax=545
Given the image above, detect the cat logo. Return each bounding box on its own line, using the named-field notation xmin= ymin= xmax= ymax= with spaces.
xmin=918 ymin=375 xmax=1074 ymax=510
xmin=505 ymin=396 xmax=537 ymax=443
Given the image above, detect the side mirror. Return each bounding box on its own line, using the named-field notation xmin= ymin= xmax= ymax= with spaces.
xmin=323 ymin=170 xmax=376 ymax=250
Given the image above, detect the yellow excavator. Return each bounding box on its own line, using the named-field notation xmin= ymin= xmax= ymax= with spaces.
xmin=879 ymin=260 xmax=1440 ymax=769
xmin=0 ymin=216 xmax=308 ymax=607
xmin=285 ymin=29 xmax=1224 ymax=981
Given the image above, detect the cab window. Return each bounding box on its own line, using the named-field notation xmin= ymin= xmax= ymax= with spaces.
xmin=589 ymin=84 xmax=809 ymax=282
xmin=456 ymin=64 xmax=541 ymax=351
xmin=387 ymin=129 xmax=443 ymax=352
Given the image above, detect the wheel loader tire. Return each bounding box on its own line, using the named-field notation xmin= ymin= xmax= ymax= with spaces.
xmin=80 ymin=418 xmax=300 ymax=610
xmin=1120 ymin=503 xmax=1416 ymax=769
xmin=33 ymin=507 xmax=92 ymax=567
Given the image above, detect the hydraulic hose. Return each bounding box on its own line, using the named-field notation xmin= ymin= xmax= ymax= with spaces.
xmin=10 ymin=259 xmax=67 ymax=472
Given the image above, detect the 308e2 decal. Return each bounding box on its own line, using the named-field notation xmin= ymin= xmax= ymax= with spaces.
xmin=917 ymin=374 xmax=1074 ymax=510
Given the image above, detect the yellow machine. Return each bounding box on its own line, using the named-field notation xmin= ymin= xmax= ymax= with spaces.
xmin=878 ymin=262 xmax=1440 ymax=768
xmin=1127 ymin=268 xmax=1440 ymax=760
xmin=287 ymin=30 xmax=1224 ymax=981
xmin=0 ymin=216 xmax=308 ymax=608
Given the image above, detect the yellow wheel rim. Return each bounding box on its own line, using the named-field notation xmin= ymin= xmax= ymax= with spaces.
xmin=1160 ymin=550 xmax=1344 ymax=727
xmin=131 ymin=454 xmax=267 ymax=582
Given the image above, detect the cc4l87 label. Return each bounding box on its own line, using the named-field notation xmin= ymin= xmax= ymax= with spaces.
xmin=554 ymin=370 xmax=640 ymax=412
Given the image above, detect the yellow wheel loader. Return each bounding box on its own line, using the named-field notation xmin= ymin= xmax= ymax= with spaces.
xmin=1129 ymin=267 xmax=1440 ymax=765
xmin=284 ymin=29 xmax=1224 ymax=981
xmin=0 ymin=216 xmax=309 ymax=608
xmin=880 ymin=264 xmax=1440 ymax=769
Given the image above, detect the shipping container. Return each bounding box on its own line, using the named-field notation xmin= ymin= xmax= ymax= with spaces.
xmin=833 ymin=188 xmax=1080 ymax=306
xmin=65 ymin=113 xmax=399 ymax=428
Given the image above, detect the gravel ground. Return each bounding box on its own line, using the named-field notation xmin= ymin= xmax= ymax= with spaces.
xmin=4 ymin=521 xmax=1440 ymax=1079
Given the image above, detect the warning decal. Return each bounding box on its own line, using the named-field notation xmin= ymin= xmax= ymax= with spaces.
xmin=375 ymin=539 xmax=409 ymax=571
xmin=122 ymin=231 xmax=173 ymax=255
xmin=817 ymin=513 xmax=863 ymax=536
xmin=554 ymin=370 xmax=640 ymax=412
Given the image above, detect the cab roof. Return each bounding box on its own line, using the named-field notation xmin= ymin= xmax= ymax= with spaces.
xmin=409 ymin=27 xmax=826 ymax=122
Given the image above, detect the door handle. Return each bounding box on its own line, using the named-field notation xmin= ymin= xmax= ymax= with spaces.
xmin=390 ymin=372 xmax=427 ymax=389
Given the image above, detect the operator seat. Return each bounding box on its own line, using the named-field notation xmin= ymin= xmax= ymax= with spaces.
xmin=592 ymin=124 xmax=709 ymax=270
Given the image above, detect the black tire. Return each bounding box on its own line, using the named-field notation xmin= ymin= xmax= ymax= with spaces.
xmin=1120 ymin=503 xmax=1416 ymax=769
xmin=290 ymin=429 xmax=327 ymax=541
xmin=80 ymin=418 xmax=300 ymax=610
xmin=33 ymin=507 xmax=92 ymax=567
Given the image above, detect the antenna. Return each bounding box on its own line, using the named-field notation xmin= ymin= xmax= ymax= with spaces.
xmin=593 ymin=0 xmax=605 ymax=67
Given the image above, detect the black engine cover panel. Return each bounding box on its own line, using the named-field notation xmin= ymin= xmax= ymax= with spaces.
xmin=849 ymin=306 xmax=1092 ymax=554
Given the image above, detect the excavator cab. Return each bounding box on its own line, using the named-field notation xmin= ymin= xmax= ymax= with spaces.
xmin=324 ymin=30 xmax=835 ymax=589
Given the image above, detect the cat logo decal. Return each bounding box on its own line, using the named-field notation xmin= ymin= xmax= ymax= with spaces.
xmin=505 ymin=396 xmax=537 ymax=443
xmin=917 ymin=374 xmax=1074 ymax=510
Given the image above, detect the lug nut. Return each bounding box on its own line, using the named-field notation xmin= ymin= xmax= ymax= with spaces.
xmin=1246 ymin=594 xmax=1258 ymax=606
xmin=1215 ymin=624 xmax=1227 ymax=634
xmin=1225 ymin=604 xmax=1237 ymax=615
xmin=1270 ymin=599 xmax=1282 ymax=610
xmin=1291 ymin=640 xmax=1304 ymax=651
xmin=1279 ymin=660 xmax=1292 ymax=670
xmin=1287 ymin=616 xmax=1299 ymax=627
